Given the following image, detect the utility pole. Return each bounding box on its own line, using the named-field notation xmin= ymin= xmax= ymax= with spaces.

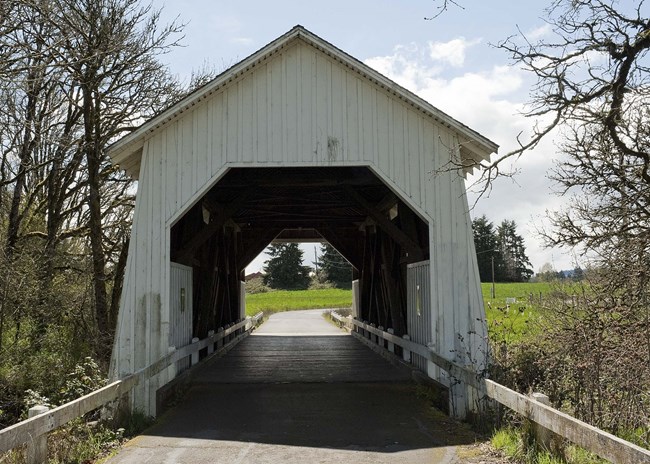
xmin=491 ymin=256 xmax=496 ymax=299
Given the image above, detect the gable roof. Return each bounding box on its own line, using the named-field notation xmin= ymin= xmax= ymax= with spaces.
xmin=107 ymin=25 xmax=498 ymax=178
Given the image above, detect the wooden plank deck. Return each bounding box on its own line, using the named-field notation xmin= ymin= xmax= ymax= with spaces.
xmin=105 ymin=310 xmax=478 ymax=464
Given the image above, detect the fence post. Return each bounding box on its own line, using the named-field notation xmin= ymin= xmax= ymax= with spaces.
xmin=402 ymin=334 xmax=411 ymax=362
xmin=191 ymin=337 xmax=199 ymax=365
xmin=387 ymin=328 xmax=395 ymax=353
xmin=370 ymin=323 xmax=377 ymax=343
xmin=531 ymin=392 xmax=553 ymax=450
xmin=27 ymin=405 xmax=49 ymax=464
xmin=167 ymin=346 xmax=177 ymax=380
xmin=378 ymin=326 xmax=384 ymax=347
xmin=426 ymin=342 xmax=437 ymax=380
xmin=217 ymin=327 xmax=224 ymax=348
xmin=207 ymin=330 xmax=215 ymax=355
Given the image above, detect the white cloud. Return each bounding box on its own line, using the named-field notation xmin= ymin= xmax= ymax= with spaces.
xmin=525 ymin=24 xmax=552 ymax=41
xmin=428 ymin=37 xmax=481 ymax=67
xmin=230 ymin=37 xmax=254 ymax=46
xmin=364 ymin=42 xmax=577 ymax=271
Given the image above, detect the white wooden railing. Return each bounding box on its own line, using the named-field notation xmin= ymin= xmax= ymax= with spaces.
xmin=0 ymin=312 xmax=264 ymax=463
xmin=329 ymin=311 xmax=650 ymax=464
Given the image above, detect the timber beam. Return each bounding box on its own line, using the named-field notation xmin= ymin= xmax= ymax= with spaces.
xmin=316 ymin=225 xmax=363 ymax=270
xmin=237 ymin=227 xmax=282 ymax=272
xmin=343 ymin=185 xmax=424 ymax=261
xmin=172 ymin=194 xmax=249 ymax=263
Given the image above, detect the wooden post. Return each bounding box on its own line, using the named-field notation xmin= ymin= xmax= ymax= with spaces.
xmin=27 ymin=405 xmax=49 ymax=464
xmin=191 ymin=337 xmax=199 ymax=365
xmin=378 ymin=326 xmax=384 ymax=348
xmin=167 ymin=346 xmax=177 ymax=381
xmin=402 ymin=334 xmax=411 ymax=362
xmin=217 ymin=327 xmax=224 ymax=348
xmin=387 ymin=328 xmax=395 ymax=353
xmin=531 ymin=392 xmax=553 ymax=451
xmin=207 ymin=330 xmax=215 ymax=355
xmin=370 ymin=323 xmax=377 ymax=343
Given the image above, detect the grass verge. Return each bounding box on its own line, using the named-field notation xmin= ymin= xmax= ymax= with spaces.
xmin=491 ymin=426 xmax=609 ymax=464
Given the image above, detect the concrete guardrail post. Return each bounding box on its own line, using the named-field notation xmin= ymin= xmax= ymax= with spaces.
xmin=207 ymin=330 xmax=215 ymax=355
xmin=387 ymin=328 xmax=395 ymax=353
xmin=378 ymin=326 xmax=384 ymax=347
xmin=27 ymin=405 xmax=49 ymax=464
xmin=191 ymin=337 xmax=199 ymax=365
xmin=402 ymin=334 xmax=411 ymax=363
xmin=370 ymin=323 xmax=377 ymax=343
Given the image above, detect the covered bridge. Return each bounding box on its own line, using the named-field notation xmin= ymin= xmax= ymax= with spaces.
xmin=107 ymin=26 xmax=498 ymax=417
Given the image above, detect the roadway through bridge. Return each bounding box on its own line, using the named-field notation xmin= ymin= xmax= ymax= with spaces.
xmin=106 ymin=310 xmax=484 ymax=464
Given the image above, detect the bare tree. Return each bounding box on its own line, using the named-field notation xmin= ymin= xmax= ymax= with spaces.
xmin=0 ymin=0 xmax=185 ymax=362
xmin=489 ymin=0 xmax=650 ymax=438
xmin=41 ymin=0 xmax=183 ymax=358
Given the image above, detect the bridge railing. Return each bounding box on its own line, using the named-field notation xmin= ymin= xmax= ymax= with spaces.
xmin=0 ymin=311 xmax=264 ymax=463
xmin=330 ymin=311 xmax=650 ymax=464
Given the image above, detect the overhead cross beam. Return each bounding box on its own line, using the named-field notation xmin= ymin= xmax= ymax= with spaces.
xmin=237 ymin=227 xmax=282 ymax=272
xmin=343 ymin=185 xmax=423 ymax=261
xmin=172 ymin=193 xmax=249 ymax=263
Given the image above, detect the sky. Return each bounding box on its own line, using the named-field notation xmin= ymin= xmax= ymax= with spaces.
xmin=150 ymin=0 xmax=579 ymax=274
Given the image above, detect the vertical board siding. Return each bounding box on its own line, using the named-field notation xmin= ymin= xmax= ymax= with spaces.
xmin=112 ymin=40 xmax=489 ymax=415
xmin=407 ymin=261 xmax=432 ymax=372
xmin=170 ymin=263 xmax=193 ymax=373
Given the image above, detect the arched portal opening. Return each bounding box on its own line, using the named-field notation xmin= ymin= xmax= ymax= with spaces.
xmin=169 ymin=166 xmax=429 ymax=346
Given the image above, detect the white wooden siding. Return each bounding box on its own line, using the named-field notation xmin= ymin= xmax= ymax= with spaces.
xmin=407 ymin=261 xmax=432 ymax=373
xmin=111 ymin=39 xmax=488 ymax=415
xmin=170 ymin=262 xmax=193 ymax=373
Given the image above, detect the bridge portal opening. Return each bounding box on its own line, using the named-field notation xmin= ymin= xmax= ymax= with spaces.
xmin=169 ymin=166 xmax=429 ymax=347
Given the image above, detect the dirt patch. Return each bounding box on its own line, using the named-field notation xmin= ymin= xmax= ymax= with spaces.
xmin=455 ymin=441 xmax=512 ymax=463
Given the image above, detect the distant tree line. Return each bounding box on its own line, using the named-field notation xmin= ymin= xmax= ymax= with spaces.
xmin=472 ymin=215 xmax=533 ymax=282
xmin=263 ymin=243 xmax=352 ymax=290
xmin=535 ymin=263 xmax=584 ymax=282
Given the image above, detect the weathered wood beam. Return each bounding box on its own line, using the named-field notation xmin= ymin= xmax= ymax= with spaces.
xmin=316 ymin=226 xmax=363 ymax=270
xmin=379 ymin=231 xmax=407 ymax=335
xmin=343 ymin=185 xmax=423 ymax=261
xmin=273 ymin=228 xmax=324 ymax=243
xmin=374 ymin=191 xmax=398 ymax=213
xmin=173 ymin=194 xmax=248 ymax=263
xmin=237 ymin=228 xmax=282 ymax=272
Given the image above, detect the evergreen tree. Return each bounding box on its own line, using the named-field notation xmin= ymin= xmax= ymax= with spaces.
xmin=320 ymin=243 xmax=352 ymax=289
xmin=496 ymin=220 xmax=533 ymax=282
xmin=472 ymin=215 xmax=499 ymax=282
xmin=263 ymin=243 xmax=311 ymax=290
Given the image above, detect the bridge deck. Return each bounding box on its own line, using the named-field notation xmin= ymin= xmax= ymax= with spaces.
xmin=106 ymin=310 xmax=478 ymax=464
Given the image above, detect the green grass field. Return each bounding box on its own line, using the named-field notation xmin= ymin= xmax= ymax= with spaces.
xmin=246 ymin=282 xmax=554 ymax=343
xmin=481 ymin=282 xmax=551 ymax=343
xmin=245 ymin=288 xmax=353 ymax=317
